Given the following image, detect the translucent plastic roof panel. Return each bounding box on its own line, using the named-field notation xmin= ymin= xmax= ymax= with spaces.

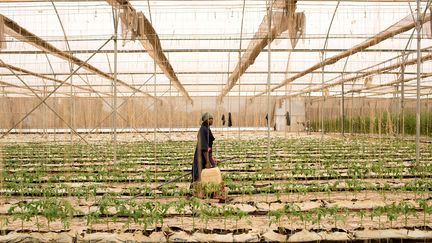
xmin=1 ymin=0 xmax=431 ymax=99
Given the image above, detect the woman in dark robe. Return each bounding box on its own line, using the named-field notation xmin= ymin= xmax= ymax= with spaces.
xmin=191 ymin=112 xmax=225 ymax=201
xmin=192 ymin=112 xmax=216 ymax=182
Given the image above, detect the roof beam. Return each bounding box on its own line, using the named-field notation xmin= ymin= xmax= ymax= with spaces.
xmin=4 ymin=48 xmax=432 ymax=55
xmin=285 ymin=52 xmax=432 ymax=98
xmin=0 ymin=70 xmax=420 ymax=76
xmin=0 ymin=62 xmax=113 ymax=97
xmin=217 ymin=0 xmax=304 ymax=102
xmin=1 ymin=14 xmax=160 ymax=101
xmin=18 ymin=82 xmax=367 ymax=88
xmin=0 ymin=60 xmax=74 ymax=96
xmin=307 ymin=72 xmax=432 ymax=101
xmin=107 ymin=0 xmax=192 ymax=103
xmin=346 ymin=72 xmax=432 ymax=94
xmin=252 ymin=12 xmax=432 ymax=99
xmin=332 ymin=86 xmax=432 ymax=99
xmin=0 ymin=79 xmax=45 ymax=94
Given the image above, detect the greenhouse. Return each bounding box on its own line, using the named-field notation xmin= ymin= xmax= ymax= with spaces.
xmin=0 ymin=0 xmax=431 ymax=242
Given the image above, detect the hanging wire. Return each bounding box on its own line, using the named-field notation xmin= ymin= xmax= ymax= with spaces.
xmin=284 ymin=31 xmax=295 ymax=137
xmin=236 ymin=1 xmax=247 ymax=201
xmin=320 ymin=0 xmax=341 ymax=138
xmin=400 ymin=51 xmax=406 ymax=138
xmin=227 ymin=52 xmax=231 ymax=139
xmin=146 ymin=0 xmax=161 ymax=194
xmin=285 ymin=74 xmax=288 ymax=138
xmin=341 ymin=57 xmax=350 ymax=137
xmin=415 ymin=0 xmax=422 ymax=166
xmin=49 ymin=0 xmax=77 ymax=159
xmin=42 ymin=54 xmax=58 ymax=141
xmin=169 ymin=80 xmax=172 ymax=140
xmin=110 ymin=5 xmax=119 ymax=163
xmin=265 ymin=0 xmax=273 ymax=170
xmin=316 ymin=0 xmax=341 ymax=187
xmin=238 ymin=0 xmax=246 ymax=141
xmin=427 ymin=94 xmax=430 ymax=137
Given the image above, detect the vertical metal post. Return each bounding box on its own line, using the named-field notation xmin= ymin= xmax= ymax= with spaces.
xmin=153 ymin=66 xmax=157 ymax=170
xmin=266 ymin=2 xmax=272 ymax=168
xmin=238 ymin=0 xmax=246 ymax=140
xmin=321 ymin=54 xmax=325 ymax=137
xmin=185 ymin=99 xmax=188 ymax=130
xmin=400 ymin=51 xmax=405 ymax=138
xmin=238 ymin=83 xmax=241 ymax=140
xmin=43 ymin=85 xmax=47 ymax=137
xmin=169 ymin=80 xmax=172 ymax=140
xmin=70 ymin=70 xmax=74 ymax=144
xmin=289 ymin=97 xmax=292 ymax=133
xmin=319 ymin=0 xmax=340 ymax=137
xmin=113 ymin=7 xmax=118 ymax=163
xmin=238 ymin=78 xmax=241 ymax=140
xmin=308 ymin=92 xmax=311 ymax=135
xmin=53 ymin=81 xmax=57 ymax=142
xmin=227 ymin=53 xmax=231 ymax=138
xmin=153 ymin=58 xmax=157 ymax=186
xmin=351 ymin=92 xmax=354 ymax=135
xmin=416 ymin=0 xmax=421 ymax=164
xmin=341 ymin=80 xmax=345 ymax=137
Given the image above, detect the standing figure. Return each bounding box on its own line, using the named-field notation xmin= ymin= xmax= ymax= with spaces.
xmin=191 ymin=112 xmax=226 ymax=201
xmin=192 ymin=112 xmax=216 ymax=182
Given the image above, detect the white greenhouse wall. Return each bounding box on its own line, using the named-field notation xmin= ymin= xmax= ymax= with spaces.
xmin=274 ymin=98 xmax=306 ymax=132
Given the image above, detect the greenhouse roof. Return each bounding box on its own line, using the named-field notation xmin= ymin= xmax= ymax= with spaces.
xmin=0 ymin=0 xmax=432 ymax=100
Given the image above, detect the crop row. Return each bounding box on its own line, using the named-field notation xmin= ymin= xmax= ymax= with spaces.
xmin=2 ymin=178 xmax=431 ymax=198
xmin=2 ymin=196 xmax=432 ymax=233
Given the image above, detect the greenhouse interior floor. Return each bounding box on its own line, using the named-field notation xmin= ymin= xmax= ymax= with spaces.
xmin=0 ymin=131 xmax=431 ymax=242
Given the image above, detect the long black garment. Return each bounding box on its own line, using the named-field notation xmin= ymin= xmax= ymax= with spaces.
xmin=286 ymin=112 xmax=291 ymax=126
xmin=192 ymin=121 xmax=215 ymax=182
xmin=228 ymin=112 xmax=232 ymax=127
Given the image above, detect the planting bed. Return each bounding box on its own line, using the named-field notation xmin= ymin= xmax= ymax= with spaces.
xmin=0 ymin=133 xmax=431 ymax=242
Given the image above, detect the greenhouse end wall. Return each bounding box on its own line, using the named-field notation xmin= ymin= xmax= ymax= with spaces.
xmin=0 ymin=96 xmax=306 ymax=131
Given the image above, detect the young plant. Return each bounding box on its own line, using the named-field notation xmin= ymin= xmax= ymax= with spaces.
xmin=232 ymin=207 xmax=248 ymax=233
xmin=311 ymin=207 xmax=328 ymax=230
xmin=220 ymin=204 xmax=234 ymax=231
xmin=8 ymin=202 xmax=34 ymax=231
xmin=384 ymin=203 xmax=399 ymax=228
xmin=417 ymin=199 xmax=432 ymax=228
xmin=327 ymin=205 xmax=339 ymax=229
xmin=268 ymin=209 xmax=284 ymax=230
xmin=174 ymin=199 xmax=189 ymax=228
xmin=199 ymin=203 xmax=217 ymax=231
xmin=155 ymin=202 xmax=171 ymax=228
xmin=97 ymin=193 xmax=115 ymax=230
xmin=399 ymin=201 xmax=416 ymax=227
xmin=299 ymin=210 xmax=313 ymax=230
xmin=189 ymin=197 xmax=201 ymax=230
xmin=356 ymin=210 xmax=366 ymax=228
xmin=371 ymin=206 xmax=384 ymax=229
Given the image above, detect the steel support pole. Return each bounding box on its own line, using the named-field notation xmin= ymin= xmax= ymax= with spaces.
xmin=401 ymin=52 xmax=406 ymax=137
xmin=321 ymin=56 xmax=325 ymax=137
xmin=113 ymin=8 xmax=118 ymax=163
xmin=416 ymin=0 xmax=421 ymax=164
xmin=266 ymin=2 xmax=273 ymax=168
xmin=342 ymin=78 xmax=345 ymax=136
